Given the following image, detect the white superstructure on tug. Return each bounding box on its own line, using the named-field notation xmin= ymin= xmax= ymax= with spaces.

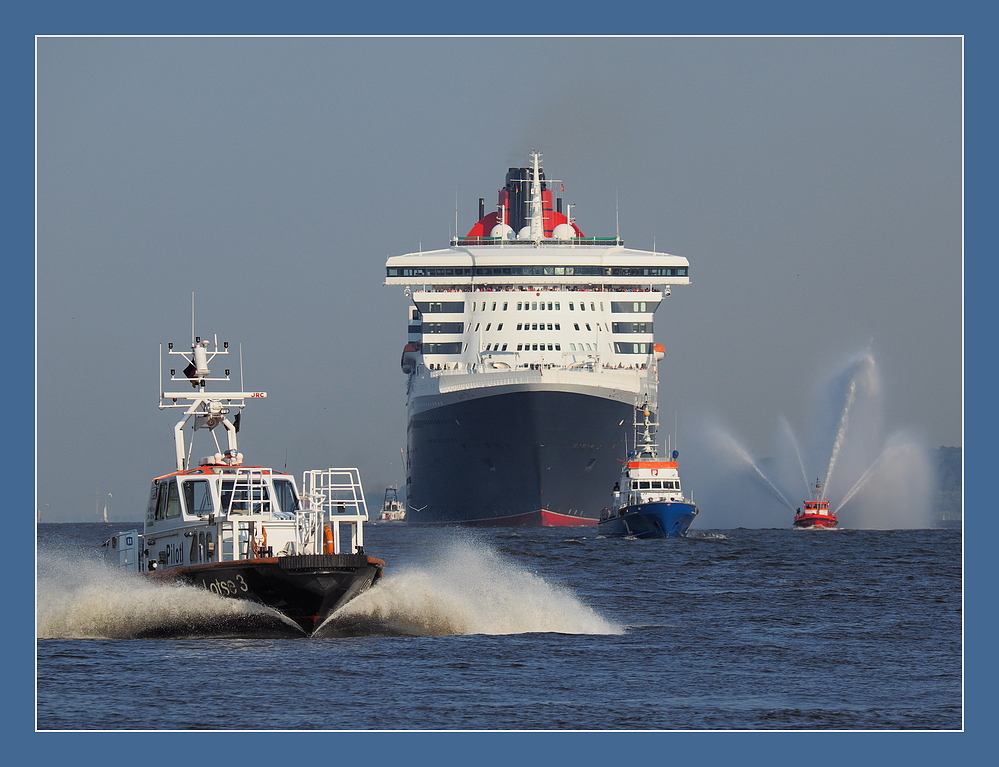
xmin=104 ymin=331 xmax=383 ymax=636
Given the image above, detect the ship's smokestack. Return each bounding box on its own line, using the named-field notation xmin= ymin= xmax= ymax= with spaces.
xmin=479 ymin=198 xmax=484 ymax=221
xmin=556 ymin=197 xmax=563 ymax=215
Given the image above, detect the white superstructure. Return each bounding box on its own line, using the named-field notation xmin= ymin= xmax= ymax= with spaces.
xmin=383 ymin=152 xmax=693 ymax=525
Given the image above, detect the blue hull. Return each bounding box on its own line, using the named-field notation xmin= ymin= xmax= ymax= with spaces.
xmin=597 ymin=501 xmax=697 ymax=539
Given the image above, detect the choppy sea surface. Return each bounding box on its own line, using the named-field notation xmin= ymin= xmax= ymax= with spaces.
xmin=36 ymin=522 xmax=961 ymax=731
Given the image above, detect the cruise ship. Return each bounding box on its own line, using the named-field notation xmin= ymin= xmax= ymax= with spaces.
xmin=384 ymin=152 xmax=691 ymax=526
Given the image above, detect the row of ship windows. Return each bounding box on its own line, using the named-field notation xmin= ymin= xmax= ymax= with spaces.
xmin=419 ymin=322 xmax=651 ymax=334
xmin=417 ymin=301 xmax=658 ymax=314
xmin=632 ymin=480 xmax=680 ymax=490
xmin=423 ymin=342 xmax=655 ymax=354
xmin=389 ymin=266 xmax=688 ymax=278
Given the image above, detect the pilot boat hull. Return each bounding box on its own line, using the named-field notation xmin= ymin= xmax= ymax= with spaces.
xmin=149 ymin=554 xmax=384 ymax=635
xmin=597 ymin=501 xmax=697 ymax=538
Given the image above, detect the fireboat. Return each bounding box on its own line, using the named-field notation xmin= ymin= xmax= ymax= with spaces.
xmin=793 ymin=479 xmax=838 ymax=529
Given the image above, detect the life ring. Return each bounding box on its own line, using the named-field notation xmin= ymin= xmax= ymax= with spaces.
xmin=323 ymin=524 xmax=335 ymax=554
xmin=652 ymin=469 xmax=658 ymax=476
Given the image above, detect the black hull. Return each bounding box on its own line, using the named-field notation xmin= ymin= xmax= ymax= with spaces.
xmin=152 ymin=554 xmax=384 ymax=636
xmin=406 ymin=389 xmax=633 ymax=525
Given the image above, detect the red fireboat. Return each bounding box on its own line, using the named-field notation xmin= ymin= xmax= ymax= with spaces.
xmin=793 ymin=479 xmax=838 ymax=529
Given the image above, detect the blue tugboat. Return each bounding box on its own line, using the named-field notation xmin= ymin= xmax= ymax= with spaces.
xmin=597 ymin=400 xmax=698 ymax=539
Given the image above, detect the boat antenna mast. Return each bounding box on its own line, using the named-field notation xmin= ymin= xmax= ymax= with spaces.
xmin=160 ymin=332 xmax=267 ymax=471
xmin=634 ymin=398 xmax=658 ymax=461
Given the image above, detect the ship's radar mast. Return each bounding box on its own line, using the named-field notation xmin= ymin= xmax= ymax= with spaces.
xmin=160 ymin=335 xmax=267 ymax=471
xmin=634 ymin=399 xmax=659 ymax=461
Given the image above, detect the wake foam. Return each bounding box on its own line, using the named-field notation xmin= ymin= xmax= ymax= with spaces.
xmin=37 ymin=554 xmax=303 ymax=639
xmin=316 ymin=540 xmax=623 ymax=637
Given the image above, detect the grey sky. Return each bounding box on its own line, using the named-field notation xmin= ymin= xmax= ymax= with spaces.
xmin=36 ymin=36 xmax=962 ymax=524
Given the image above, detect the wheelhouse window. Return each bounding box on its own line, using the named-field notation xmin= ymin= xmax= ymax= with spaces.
xmin=182 ymin=479 xmax=213 ymax=517
xmin=221 ymin=478 xmax=270 ymax=515
xmin=272 ymin=479 xmax=298 ymax=515
xmin=155 ymin=480 xmax=182 ymax=520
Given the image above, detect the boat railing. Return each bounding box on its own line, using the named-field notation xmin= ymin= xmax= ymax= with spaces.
xmin=452 ymin=236 xmax=624 ymax=247
xmin=294 ymin=509 xmax=323 ymax=555
xmin=301 ymin=468 xmax=369 ymax=554
xmin=218 ymin=519 xmax=261 ymax=561
xmin=435 ymin=365 xmax=643 ymax=394
xmin=220 ymin=469 xmax=274 ymax=516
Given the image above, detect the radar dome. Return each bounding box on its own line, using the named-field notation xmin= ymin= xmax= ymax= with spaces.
xmin=552 ymin=223 xmax=576 ymax=240
xmin=490 ymin=223 xmax=515 ymax=239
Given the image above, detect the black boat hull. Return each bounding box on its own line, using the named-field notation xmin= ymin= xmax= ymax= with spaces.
xmin=151 ymin=554 xmax=384 ymax=635
xmin=406 ymin=389 xmax=634 ymax=525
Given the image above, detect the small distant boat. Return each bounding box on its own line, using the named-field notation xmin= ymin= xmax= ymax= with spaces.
xmin=597 ymin=400 xmax=698 ymax=539
xmin=793 ymin=480 xmax=838 ymax=529
xmin=103 ymin=325 xmax=384 ymax=636
xmin=379 ymin=485 xmax=407 ymax=522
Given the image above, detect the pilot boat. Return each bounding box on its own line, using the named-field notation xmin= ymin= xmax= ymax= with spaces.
xmin=793 ymin=480 xmax=838 ymax=529
xmin=103 ymin=330 xmax=384 ymax=636
xmin=597 ymin=400 xmax=698 ymax=538
xmin=379 ymin=485 xmax=406 ymax=522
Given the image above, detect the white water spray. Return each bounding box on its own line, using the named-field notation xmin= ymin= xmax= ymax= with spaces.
xmin=37 ymin=554 xmax=303 ymax=639
xmin=715 ymin=430 xmax=796 ymax=512
xmin=317 ymin=540 xmax=624 ymax=637
xmin=780 ymin=415 xmax=811 ymax=497
xmin=697 ymin=351 xmax=934 ymax=529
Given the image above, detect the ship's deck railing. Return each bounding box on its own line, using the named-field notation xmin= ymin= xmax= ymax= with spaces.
xmin=300 ymin=468 xmax=368 ymax=554
xmin=432 ymin=365 xmax=647 ymax=395
xmin=424 ymin=360 xmax=652 ymax=376
xmin=452 ymin=236 xmax=624 ymax=247
xmin=218 ymin=519 xmax=261 ymax=561
xmin=403 ymin=285 xmax=663 ymax=294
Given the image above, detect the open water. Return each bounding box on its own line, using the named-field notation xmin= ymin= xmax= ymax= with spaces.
xmin=36 ymin=522 xmax=962 ymax=731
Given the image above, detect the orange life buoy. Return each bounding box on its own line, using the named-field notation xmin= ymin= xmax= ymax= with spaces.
xmin=323 ymin=524 xmax=335 ymax=554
